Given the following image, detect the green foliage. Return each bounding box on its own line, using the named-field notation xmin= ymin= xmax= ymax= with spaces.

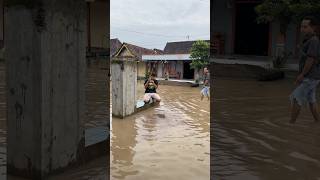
xmin=145 ymin=72 xmax=150 ymax=80
xmin=255 ymin=0 xmax=320 ymax=34
xmin=190 ymin=40 xmax=210 ymax=70
xmin=272 ymin=51 xmax=292 ymax=69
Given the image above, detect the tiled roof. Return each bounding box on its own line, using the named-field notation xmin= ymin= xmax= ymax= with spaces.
xmin=123 ymin=43 xmax=157 ymax=60
xmin=110 ymin=38 xmax=122 ymax=56
xmin=164 ymin=40 xmax=210 ymax=54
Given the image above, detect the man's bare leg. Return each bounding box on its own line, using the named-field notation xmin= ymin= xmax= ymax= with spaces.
xmin=151 ymin=93 xmax=161 ymax=102
xmin=309 ymin=102 xmax=320 ymax=122
xmin=144 ymin=94 xmax=151 ymax=103
xmin=290 ymin=99 xmax=301 ymax=124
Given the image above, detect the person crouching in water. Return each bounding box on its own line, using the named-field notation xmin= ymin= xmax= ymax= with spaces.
xmin=144 ymin=73 xmax=161 ymax=103
xmin=201 ymin=67 xmax=210 ymax=101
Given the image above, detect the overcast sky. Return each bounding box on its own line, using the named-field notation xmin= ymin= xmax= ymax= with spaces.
xmin=110 ymin=0 xmax=210 ymax=50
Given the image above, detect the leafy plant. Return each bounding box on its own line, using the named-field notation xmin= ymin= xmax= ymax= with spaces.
xmin=255 ymin=0 xmax=320 ymax=35
xmin=190 ymin=40 xmax=210 ymax=70
xmin=273 ymin=51 xmax=292 ymax=69
xmin=144 ymin=72 xmax=150 ymax=80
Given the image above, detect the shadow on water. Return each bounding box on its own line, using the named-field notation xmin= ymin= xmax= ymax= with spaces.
xmin=212 ymin=79 xmax=320 ymax=180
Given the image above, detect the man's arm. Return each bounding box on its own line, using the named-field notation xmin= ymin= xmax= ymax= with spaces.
xmin=301 ymin=57 xmax=315 ymax=76
xmin=296 ymin=37 xmax=319 ymax=84
xmin=296 ymin=57 xmax=315 ymax=85
xmin=153 ymin=80 xmax=158 ymax=89
xmin=144 ymin=80 xmax=149 ymax=89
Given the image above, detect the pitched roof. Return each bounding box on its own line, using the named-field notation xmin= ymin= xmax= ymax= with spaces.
xmin=122 ymin=42 xmax=156 ymax=60
xmin=164 ymin=40 xmax=210 ymax=54
xmin=110 ymin=38 xmax=122 ymax=56
xmin=153 ymin=48 xmax=164 ymax=55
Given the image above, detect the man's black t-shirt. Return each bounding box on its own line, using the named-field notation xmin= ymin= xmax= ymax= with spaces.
xmin=144 ymin=79 xmax=158 ymax=93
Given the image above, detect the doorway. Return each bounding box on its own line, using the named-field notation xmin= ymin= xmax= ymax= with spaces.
xmin=234 ymin=1 xmax=269 ymax=56
xmin=183 ymin=62 xmax=194 ymax=79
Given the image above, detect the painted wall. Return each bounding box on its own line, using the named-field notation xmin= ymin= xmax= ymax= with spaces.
xmin=89 ymin=1 xmax=108 ymax=48
xmin=176 ymin=61 xmax=183 ymax=78
xmin=157 ymin=63 xmax=163 ymax=78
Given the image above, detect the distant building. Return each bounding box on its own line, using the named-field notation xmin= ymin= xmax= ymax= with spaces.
xmin=212 ymin=0 xmax=300 ymax=61
xmin=143 ymin=40 xmax=210 ymax=80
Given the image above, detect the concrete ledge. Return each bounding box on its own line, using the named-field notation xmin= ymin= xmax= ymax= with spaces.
xmin=83 ymin=127 xmax=109 ymax=162
xmin=85 ymin=127 xmax=108 ymax=147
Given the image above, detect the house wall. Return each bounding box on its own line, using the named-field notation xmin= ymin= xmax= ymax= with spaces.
xmin=138 ymin=62 xmax=146 ymax=78
xmin=157 ymin=63 xmax=164 ymax=78
xmin=89 ymin=1 xmax=108 ymax=49
xmin=213 ymin=0 xmax=298 ymax=58
xmin=176 ymin=61 xmax=183 ymax=78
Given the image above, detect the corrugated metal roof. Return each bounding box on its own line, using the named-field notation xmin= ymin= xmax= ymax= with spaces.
xmin=142 ymin=54 xmax=191 ymax=61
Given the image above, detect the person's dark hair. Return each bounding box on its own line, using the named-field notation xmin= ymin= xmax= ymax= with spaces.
xmin=303 ymin=16 xmax=320 ymax=36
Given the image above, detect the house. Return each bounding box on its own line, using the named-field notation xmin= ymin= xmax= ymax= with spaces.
xmin=110 ymin=38 xmax=122 ymax=57
xmin=112 ymin=42 xmax=158 ymax=78
xmin=142 ymin=40 xmax=210 ymax=80
xmin=212 ymin=0 xmax=300 ymax=62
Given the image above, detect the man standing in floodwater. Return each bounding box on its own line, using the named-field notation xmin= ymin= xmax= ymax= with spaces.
xmin=290 ymin=16 xmax=320 ymax=123
xmin=144 ymin=73 xmax=161 ymax=103
xmin=201 ymin=67 xmax=210 ymax=101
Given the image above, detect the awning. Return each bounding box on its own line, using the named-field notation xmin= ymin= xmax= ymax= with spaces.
xmin=142 ymin=54 xmax=191 ymax=61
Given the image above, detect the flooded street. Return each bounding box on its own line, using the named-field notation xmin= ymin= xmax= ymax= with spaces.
xmin=213 ymin=78 xmax=320 ymax=180
xmin=111 ymin=82 xmax=210 ymax=180
xmin=4 ymin=59 xmax=319 ymax=180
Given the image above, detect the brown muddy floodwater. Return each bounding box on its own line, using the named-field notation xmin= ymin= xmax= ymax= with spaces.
xmin=213 ymin=78 xmax=320 ymax=180
xmin=111 ymin=81 xmax=210 ymax=180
